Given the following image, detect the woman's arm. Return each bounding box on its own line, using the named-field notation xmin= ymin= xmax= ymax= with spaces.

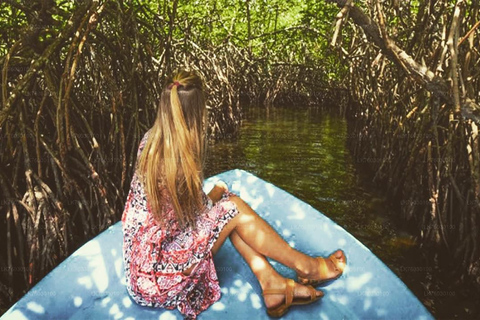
xmin=207 ymin=181 xmax=229 ymax=204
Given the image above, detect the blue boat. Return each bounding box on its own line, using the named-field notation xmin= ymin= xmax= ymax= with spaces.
xmin=1 ymin=169 xmax=433 ymax=319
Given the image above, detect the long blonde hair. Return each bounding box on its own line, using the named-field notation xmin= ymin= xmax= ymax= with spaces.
xmin=137 ymin=71 xmax=207 ymax=227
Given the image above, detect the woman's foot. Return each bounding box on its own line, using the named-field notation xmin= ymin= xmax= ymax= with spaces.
xmin=262 ymin=277 xmax=323 ymax=315
xmin=297 ymin=250 xmax=346 ymax=286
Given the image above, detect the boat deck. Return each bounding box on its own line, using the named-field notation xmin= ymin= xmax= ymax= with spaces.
xmin=1 ymin=169 xmax=433 ymax=319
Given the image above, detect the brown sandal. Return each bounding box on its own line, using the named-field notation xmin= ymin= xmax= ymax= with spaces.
xmin=298 ymin=250 xmax=346 ymax=286
xmin=263 ymin=279 xmax=323 ymax=318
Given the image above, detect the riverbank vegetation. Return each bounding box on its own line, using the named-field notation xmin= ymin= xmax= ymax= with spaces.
xmin=0 ymin=0 xmax=479 ymax=318
xmin=328 ymin=0 xmax=479 ymax=316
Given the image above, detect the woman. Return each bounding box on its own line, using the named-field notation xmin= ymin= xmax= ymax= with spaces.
xmin=122 ymin=71 xmax=346 ymax=319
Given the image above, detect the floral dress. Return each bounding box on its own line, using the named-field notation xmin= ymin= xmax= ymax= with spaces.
xmin=122 ymin=131 xmax=239 ymax=319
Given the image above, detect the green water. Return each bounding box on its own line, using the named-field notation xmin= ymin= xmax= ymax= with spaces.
xmin=205 ymin=106 xmax=412 ymax=263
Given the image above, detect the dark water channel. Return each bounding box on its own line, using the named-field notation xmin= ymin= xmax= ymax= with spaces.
xmin=204 ymin=106 xmax=474 ymax=319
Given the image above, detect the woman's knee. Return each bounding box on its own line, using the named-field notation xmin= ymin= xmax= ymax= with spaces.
xmin=229 ymin=194 xmax=247 ymax=211
xmin=228 ymin=194 xmax=240 ymax=203
xmin=228 ymin=195 xmax=259 ymax=226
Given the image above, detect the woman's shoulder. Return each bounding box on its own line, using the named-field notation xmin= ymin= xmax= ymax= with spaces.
xmin=141 ymin=129 xmax=151 ymax=145
xmin=137 ymin=129 xmax=152 ymax=155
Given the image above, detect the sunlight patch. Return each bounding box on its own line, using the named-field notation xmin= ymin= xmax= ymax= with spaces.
xmin=109 ymin=303 xmax=123 ymax=319
xmin=159 ymin=313 xmax=178 ymax=320
xmin=101 ymin=297 xmax=111 ymax=307
xmin=115 ymin=258 xmax=123 ymax=278
xmin=77 ymin=276 xmax=93 ymax=289
xmin=346 ymin=272 xmax=373 ymax=291
xmin=265 ymin=183 xmax=275 ymax=197
xmin=73 ymin=296 xmax=82 ymax=307
xmin=211 ymin=302 xmax=225 ymax=311
xmin=233 ymin=279 xmax=243 ymax=287
xmin=287 ymin=202 xmax=305 ymax=220
xmin=336 ymin=295 xmax=348 ymax=305
xmin=376 ymin=309 xmax=387 ymax=317
xmin=73 ymin=240 xmax=101 ymax=257
xmin=246 ymin=175 xmax=258 ymax=184
xmin=231 ymin=180 xmax=241 ymax=192
xmin=122 ymin=296 xmax=132 ymax=308
xmin=91 ymin=258 xmax=109 ymax=293
xmin=250 ymin=293 xmax=262 ymax=309
xmin=3 ymin=311 xmax=28 ymax=320
xmin=363 ymin=298 xmax=372 ymax=311
xmin=26 ymin=301 xmax=45 ymax=314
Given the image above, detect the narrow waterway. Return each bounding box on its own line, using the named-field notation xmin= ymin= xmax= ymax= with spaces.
xmin=204 ymin=106 xmax=467 ymax=319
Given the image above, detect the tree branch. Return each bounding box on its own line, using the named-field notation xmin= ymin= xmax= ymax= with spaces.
xmin=0 ymin=1 xmax=93 ymax=128
xmin=326 ymin=0 xmax=480 ymax=123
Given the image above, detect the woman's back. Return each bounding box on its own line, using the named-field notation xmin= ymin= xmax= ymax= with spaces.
xmin=122 ymin=129 xmax=239 ymax=319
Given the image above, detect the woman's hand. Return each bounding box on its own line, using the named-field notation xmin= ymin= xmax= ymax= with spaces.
xmin=215 ymin=180 xmax=229 ymax=193
xmin=207 ymin=180 xmax=229 ymax=204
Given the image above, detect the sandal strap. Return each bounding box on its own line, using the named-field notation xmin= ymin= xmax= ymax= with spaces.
xmin=318 ymin=256 xmax=329 ymax=278
xmin=262 ymin=279 xmax=294 ymax=307
xmin=286 ymin=279 xmax=294 ymax=306
xmin=263 ymin=288 xmax=285 ymax=295
xmin=307 ymin=285 xmax=316 ymax=301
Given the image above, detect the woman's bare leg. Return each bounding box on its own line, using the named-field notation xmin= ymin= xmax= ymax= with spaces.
xmin=211 ymin=194 xmax=345 ymax=281
xmin=228 ymin=230 xmax=323 ymax=309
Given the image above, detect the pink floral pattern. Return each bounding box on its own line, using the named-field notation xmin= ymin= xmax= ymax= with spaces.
xmin=122 ymin=131 xmax=239 ymax=319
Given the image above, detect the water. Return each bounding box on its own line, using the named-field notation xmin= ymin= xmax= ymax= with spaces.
xmin=204 ymin=105 xmax=449 ymax=318
xmin=205 ymin=106 xmax=413 ymax=265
